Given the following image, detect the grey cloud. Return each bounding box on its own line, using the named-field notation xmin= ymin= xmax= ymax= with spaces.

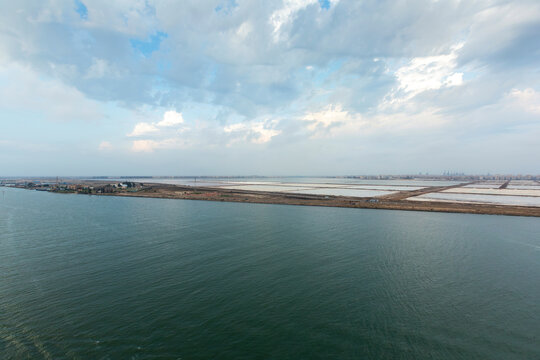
xmin=458 ymin=0 xmax=540 ymax=69
xmin=1 ymin=0 xmax=538 ymax=125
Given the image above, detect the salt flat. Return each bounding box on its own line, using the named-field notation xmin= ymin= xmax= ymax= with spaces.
xmin=506 ymin=185 xmax=540 ymax=190
xmin=219 ymin=184 xmax=398 ymax=197
xmin=510 ymin=180 xmax=539 ymax=186
xmin=463 ymin=183 xmax=505 ymax=189
xmin=222 ymin=181 xmax=281 ymax=185
xmin=274 ymin=182 xmax=365 ymax=188
xmin=408 ymin=193 xmax=540 ymax=207
xmin=347 ymin=185 xmax=425 ymax=191
xmin=284 ymin=188 xmax=396 ymax=197
xmin=266 ymin=183 xmax=425 ymax=191
xmin=220 ymin=185 xmax=312 ymax=192
xmin=442 ymin=188 xmax=540 ymax=197
xmin=323 ymin=180 xmax=463 ymax=187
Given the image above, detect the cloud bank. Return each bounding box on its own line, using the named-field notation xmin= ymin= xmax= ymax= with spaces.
xmin=0 ymin=0 xmax=538 ymax=175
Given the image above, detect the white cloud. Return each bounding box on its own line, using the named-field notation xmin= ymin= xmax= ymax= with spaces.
xmin=83 ymin=1 xmax=158 ymax=37
xmin=127 ymin=122 xmax=159 ymax=137
xmin=303 ymin=104 xmax=353 ymax=132
xmin=2 ymin=1 xmax=539 ymax=174
xmin=127 ymin=110 xmax=192 ymax=151
xmin=392 ymin=44 xmax=464 ymax=102
xmin=460 ymin=2 xmax=540 ymax=67
xmin=270 ymin=0 xmax=318 ymax=41
xmin=0 ymin=63 xmax=103 ymax=122
xmin=508 ymin=88 xmax=540 ymax=115
xmin=85 ymin=58 xmax=124 ymax=79
xmin=224 ymin=120 xmax=281 ymax=144
xmin=131 ymin=139 xmax=158 ymax=152
xmin=157 ymin=110 xmax=184 ymax=127
xmin=85 ymin=58 xmax=109 ymax=79
xmin=236 ymin=21 xmax=253 ymax=39
xmin=301 ymin=103 xmax=447 ymax=139
xmin=127 ymin=110 xmax=186 ymax=137
xmin=98 ymin=141 xmax=113 ymax=151
xmin=131 ymin=138 xmax=189 ymax=152
xmin=128 ymin=116 xmax=281 ymax=153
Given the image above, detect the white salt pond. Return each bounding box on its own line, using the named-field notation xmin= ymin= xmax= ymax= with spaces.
xmin=463 ymin=181 xmax=540 ymax=190
xmin=510 ymin=180 xmax=540 ymax=186
xmin=220 ymin=183 xmax=422 ymax=196
xmin=506 ymin=185 xmax=540 ymax=190
xmin=443 ymin=188 xmax=540 ymax=197
xmin=93 ymin=177 xmax=464 ymax=188
xmin=209 ymin=177 xmax=463 ymax=187
xmin=265 ymin=182 xmax=363 ymax=188
xmin=239 ymin=182 xmax=425 ymax=191
xmin=220 ymin=181 xmax=281 ymax=185
xmin=408 ymin=193 xmax=540 ymax=207
xmin=463 ymin=183 xmax=505 ymax=189
xmin=347 ymin=185 xmax=425 ymax=191
xmin=284 ymin=188 xmax=396 ymax=197
xmin=312 ymin=180 xmax=462 ymax=187
xmin=220 ymin=184 xmax=397 ymax=197
xmin=220 ymin=185 xmax=312 ymax=192
xmin=314 ymin=179 xmax=463 ymax=187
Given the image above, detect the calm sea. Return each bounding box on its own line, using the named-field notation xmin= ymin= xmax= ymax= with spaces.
xmin=1 ymin=187 xmax=539 ymax=359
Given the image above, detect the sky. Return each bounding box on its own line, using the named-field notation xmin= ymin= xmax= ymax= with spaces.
xmin=0 ymin=0 xmax=539 ymax=176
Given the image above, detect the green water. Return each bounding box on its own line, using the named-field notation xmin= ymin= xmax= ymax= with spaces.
xmin=1 ymin=187 xmax=539 ymax=359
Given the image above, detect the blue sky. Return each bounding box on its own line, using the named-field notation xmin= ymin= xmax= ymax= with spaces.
xmin=0 ymin=0 xmax=539 ymax=176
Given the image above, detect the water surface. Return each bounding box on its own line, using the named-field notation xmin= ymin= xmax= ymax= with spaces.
xmin=1 ymin=187 xmax=539 ymax=359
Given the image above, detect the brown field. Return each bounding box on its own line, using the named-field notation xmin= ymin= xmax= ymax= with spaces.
xmin=102 ymin=182 xmax=540 ymax=217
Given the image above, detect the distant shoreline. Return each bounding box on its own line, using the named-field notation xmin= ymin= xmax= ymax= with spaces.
xmin=4 ymin=181 xmax=540 ymax=217
xmin=76 ymin=182 xmax=540 ymax=217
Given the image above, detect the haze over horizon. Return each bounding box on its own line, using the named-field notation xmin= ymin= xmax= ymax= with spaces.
xmin=1 ymin=0 xmax=539 ymax=176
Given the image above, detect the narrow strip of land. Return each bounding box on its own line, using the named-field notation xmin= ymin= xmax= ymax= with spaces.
xmin=5 ymin=180 xmax=540 ymax=217
xmin=499 ymin=180 xmax=510 ymax=189
xmin=105 ymin=183 xmax=540 ymax=217
xmin=380 ymin=182 xmax=475 ymax=200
